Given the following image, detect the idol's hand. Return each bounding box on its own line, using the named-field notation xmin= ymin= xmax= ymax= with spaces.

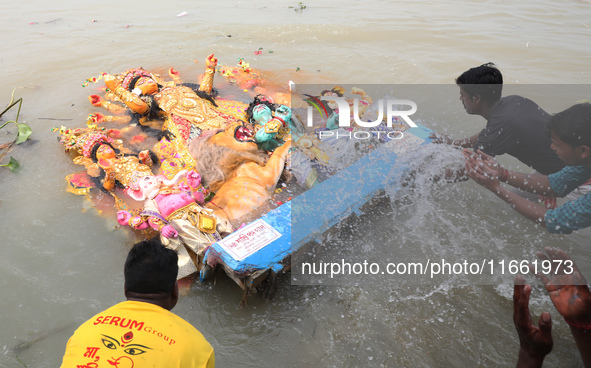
xmin=138 ymin=150 xmax=153 ymax=166
xmin=350 ymin=87 xmax=367 ymax=97
xmin=275 ymin=105 xmax=292 ymax=121
xmin=206 ymin=54 xmax=218 ymax=69
xmin=103 ymin=74 xmax=120 ymax=91
xmin=192 ymin=190 xmax=205 ymax=205
xmin=161 ymin=225 xmax=179 ymax=238
xmin=282 ymin=134 xmax=292 ymax=145
xmin=117 ymin=210 xmax=132 ymax=225
xmin=186 ymin=170 xmax=202 ymax=189
xmin=97 ymin=158 xmax=115 ymax=171
xmin=169 ymin=67 xmax=180 ymax=78
xmin=89 ymin=95 xmax=104 ymax=107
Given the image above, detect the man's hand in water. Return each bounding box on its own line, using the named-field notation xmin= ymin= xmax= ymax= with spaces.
xmin=463 ymin=149 xmax=500 ymax=172
xmin=514 ymin=275 xmax=553 ymax=368
xmin=526 ymin=248 xmax=591 ymax=368
xmin=464 ymin=149 xmax=502 ymax=191
xmin=532 ymin=248 xmax=591 ymax=326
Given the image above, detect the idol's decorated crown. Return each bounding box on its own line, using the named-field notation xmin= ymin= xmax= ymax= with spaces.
xmin=80 ymin=133 xmax=114 ymax=158
xmin=54 ymin=125 xmax=119 ymax=158
xmin=119 ymin=68 xmax=152 ymax=90
xmin=111 ymin=68 xmax=169 ymax=92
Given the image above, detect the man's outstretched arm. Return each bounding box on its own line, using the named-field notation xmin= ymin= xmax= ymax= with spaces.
xmin=465 ymin=158 xmax=549 ymax=226
xmin=465 ymin=150 xmax=557 ymax=196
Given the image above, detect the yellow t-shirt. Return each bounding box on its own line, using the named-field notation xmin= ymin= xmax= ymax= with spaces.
xmin=60 ymin=301 xmax=214 ymax=368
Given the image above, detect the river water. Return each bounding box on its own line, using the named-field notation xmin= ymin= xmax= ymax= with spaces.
xmin=1 ymin=0 xmax=591 ymax=367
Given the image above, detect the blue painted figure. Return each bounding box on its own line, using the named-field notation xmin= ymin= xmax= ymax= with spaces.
xmin=247 ymin=95 xmax=292 ymax=152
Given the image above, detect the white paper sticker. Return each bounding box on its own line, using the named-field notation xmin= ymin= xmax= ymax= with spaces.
xmin=218 ymin=219 xmax=282 ymax=261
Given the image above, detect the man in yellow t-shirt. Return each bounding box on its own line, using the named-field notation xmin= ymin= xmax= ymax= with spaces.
xmin=60 ymin=237 xmax=215 ymax=368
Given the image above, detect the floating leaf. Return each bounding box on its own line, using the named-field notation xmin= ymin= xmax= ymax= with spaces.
xmin=15 ymin=123 xmax=32 ymax=144
xmin=292 ymin=2 xmax=307 ymax=12
xmin=0 ymin=157 xmax=20 ymax=172
xmin=296 ymin=67 xmax=301 ymax=72
xmin=0 ymin=93 xmax=31 ymax=172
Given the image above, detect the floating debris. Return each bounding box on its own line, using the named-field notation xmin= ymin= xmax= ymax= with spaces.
xmin=289 ymin=2 xmax=307 ymax=12
xmin=0 ymin=91 xmax=33 ymax=172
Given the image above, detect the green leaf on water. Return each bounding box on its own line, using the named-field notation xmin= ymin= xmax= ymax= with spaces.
xmin=1 ymin=157 xmax=21 ymax=172
xmin=15 ymin=123 xmax=32 ymax=144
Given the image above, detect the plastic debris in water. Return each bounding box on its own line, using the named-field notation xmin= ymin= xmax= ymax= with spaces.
xmin=177 ymin=12 xmax=188 ymax=17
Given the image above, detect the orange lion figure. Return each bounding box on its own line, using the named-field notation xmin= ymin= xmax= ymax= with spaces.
xmin=189 ymin=122 xmax=292 ymax=224
xmin=117 ymin=169 xmax=233 ymax=279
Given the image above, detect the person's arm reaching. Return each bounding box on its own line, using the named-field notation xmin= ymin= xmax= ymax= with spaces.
xmin=464 ymin=157 xmax=549 ymax=227
xmin=464 ymin=150 xmax=557 ymax=196
xmin=514 ymin=275 xmax=553 ymax=368
xmin=533 ymin=248 xmax=591 ymax=367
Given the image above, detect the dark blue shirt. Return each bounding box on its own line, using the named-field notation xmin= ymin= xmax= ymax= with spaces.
xmin=474 ymin=95 xmax=565 ymax=175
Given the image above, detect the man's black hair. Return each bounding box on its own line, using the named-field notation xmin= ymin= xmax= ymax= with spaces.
xmin=456 ymin=62 xmax=503 ymax=104
xmin=546 ymin=103 xmax=591 ymax=147
xmin=124 ymin=237 xmax=178 ymax=295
